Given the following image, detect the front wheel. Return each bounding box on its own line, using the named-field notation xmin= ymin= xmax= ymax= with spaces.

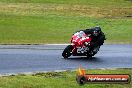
xmin=62 ymin=45 xmax=73 ymax=58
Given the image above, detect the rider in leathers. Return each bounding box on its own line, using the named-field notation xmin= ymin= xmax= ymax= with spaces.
xmin=80 ymin=26 xmax=106 ymax=54
xmin=83 ymin=26 xmax=105 ymax=46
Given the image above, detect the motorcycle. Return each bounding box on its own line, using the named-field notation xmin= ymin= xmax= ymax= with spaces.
xmin=62 ymin=31 xmax=102 ymax=58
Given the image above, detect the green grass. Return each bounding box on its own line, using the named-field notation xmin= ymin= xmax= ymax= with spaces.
xmin=0 ymin=0 xmax=132 ymax=7
xmin=0 ymin=0 xmax=132 ymax=44
xmin=0 ymin=69 xmax=132 ymax=88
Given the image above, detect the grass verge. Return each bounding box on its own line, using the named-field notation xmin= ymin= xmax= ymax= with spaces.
xmin=0 ymin=0 xmax=131 ymax=44
xmin=0 ymin=68 xmax=132 ymax=88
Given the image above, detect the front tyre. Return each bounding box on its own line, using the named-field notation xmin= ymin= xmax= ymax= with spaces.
xmin=62 ymin=45 xmax=73 ymax=58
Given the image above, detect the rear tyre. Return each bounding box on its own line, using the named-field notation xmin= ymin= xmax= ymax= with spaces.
xmin=87 ymin=46 xmax=100 ymax=58
xmin=87 ymin=53 xmax=92 ymax=58
xmin=92 ymin=46 xmax=100 ymax=56
xmin=62 ymin=45 xmax=73 ymax=58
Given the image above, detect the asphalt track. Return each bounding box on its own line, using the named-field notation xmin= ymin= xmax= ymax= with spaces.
xmin=0 ymin=44 xmax=132 ymax=75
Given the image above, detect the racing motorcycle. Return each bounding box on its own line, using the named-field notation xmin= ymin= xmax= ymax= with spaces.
xmin=62 ymin=31 xmax=102 ymax=58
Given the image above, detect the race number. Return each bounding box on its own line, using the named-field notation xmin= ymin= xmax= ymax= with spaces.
xmin=77 ymin=47 xmax=89 ymax=53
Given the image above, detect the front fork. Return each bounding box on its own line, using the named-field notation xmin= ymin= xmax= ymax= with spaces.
xmin=70 ymin=43 xmax=76 ymax=54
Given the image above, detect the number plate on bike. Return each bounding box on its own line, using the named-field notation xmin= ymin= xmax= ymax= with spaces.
xmin=77 ymin=47 xmax=89 ymax=53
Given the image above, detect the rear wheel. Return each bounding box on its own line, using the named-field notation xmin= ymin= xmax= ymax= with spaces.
xmin=92 ymin=46 xmax=100 ymax=55
xmin=87 ymin=53 xmax=92 ymax=58
xmin=62 ymin=45 xmax=73 ymax=58
xmin=87 ymin=46 xmax=100 ymax=58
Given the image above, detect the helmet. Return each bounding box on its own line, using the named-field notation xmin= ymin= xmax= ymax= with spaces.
xmin=93 ymin=26 xmax=101 ymax=36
